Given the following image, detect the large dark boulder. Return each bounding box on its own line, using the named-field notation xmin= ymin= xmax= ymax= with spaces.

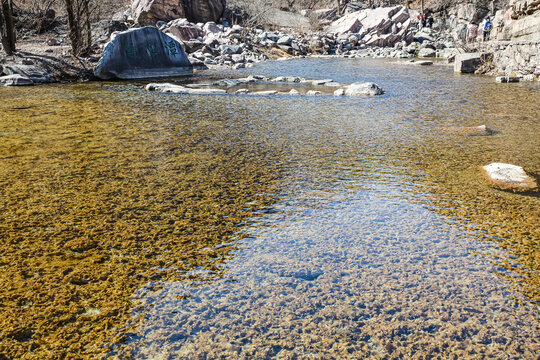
xmin=94 ymin=26 xmax=192 ymax=80
xmin=132 ymin=0 xmax=226 ymax=26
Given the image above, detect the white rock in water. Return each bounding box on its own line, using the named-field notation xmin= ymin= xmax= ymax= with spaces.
xmin=345 ymin=82 xmax=385 ymax=96
xmin=236 ymin=88 xmax=250 ymax=94
xmin=482 ymin=163 xmax=537 ymax=191
xmin=306 ymin=90 xmax=321 ymax=95
xmin=437 ymin=124 xmax=493 ymax=136
xmin=253 ymin=90 xmax=278 ymax=95
xmin=289 ymin=89 xmax=300 ymax=95
xmin=334 ymin=88 xmax=345 ymax=96
xmin=145 ymin=83 xmax=226 ymax=94
xmin=312 ymin=79 xmax=333 ymax=85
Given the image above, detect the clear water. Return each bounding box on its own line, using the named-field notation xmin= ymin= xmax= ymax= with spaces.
xmin=0 ymin=58 xmax=538 ymax=359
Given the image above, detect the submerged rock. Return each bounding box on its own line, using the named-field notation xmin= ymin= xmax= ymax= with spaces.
xmin=345 ymin=82 xmax=385 ymax=96
xmin=437 ymin=125 xmax=493 ymax=136
xmin=94 ymin=27 xmax=192 ymax=80
xmin=0 ymin=74 xmax=34 ymax=86
xmin=482 ymin=163 xmax=537 ymax=192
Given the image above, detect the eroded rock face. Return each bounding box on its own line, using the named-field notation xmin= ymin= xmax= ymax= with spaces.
xmin=326 ymin=6 xmax=412 ymax=47
xmin=132 ymin=0 xmax=226 ymax=26
xmin=482 ymin=163 xmax=538 ymax=191
xmin=94 ymin=27 xmax=192 ymax=80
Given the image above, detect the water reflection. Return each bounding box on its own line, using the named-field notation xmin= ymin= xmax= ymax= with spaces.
xmin=0 ymin=58 xmax=538 ymax=358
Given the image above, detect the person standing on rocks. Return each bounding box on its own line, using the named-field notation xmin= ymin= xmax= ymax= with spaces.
xmin=466 ymin=22 xmax=478 ymax=43
xmin=428 ymin=14 xmax=434 ymax=29
xmin=483 ymin=17 xmax=492 ymax=41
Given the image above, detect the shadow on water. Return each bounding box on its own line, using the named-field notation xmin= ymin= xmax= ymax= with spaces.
xmin=0 ymin=58 xmax=539 ymax=358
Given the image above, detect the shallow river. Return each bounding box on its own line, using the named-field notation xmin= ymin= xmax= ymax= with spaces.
xmin=0 ymin=58 xmax=539 ymax=359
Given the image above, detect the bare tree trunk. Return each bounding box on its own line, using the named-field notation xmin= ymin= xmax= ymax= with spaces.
xmin=0 ymin=0 xmax=16 ymax=55
xmin=64 ymin=0 xmax=79 ymax=54
xmin=64 ymin=0 xmax=92 ymax=56
xmin=421 ymin=0 xmax=424 ymax=14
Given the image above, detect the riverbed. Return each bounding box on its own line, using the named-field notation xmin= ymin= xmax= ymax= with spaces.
xmin=0 ymin=58 xmax=538 ymax=359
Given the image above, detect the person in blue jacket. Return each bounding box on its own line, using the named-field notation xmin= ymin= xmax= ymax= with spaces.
xmin=483 ymin=17 xmax=492 ymax=41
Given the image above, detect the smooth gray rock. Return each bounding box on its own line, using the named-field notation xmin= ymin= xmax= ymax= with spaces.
xmin=415 ymin=60 xmax=433 ymax=66
xmin=0 ymin=65 xmax=54 ymax=83
xmin=311 ymin=79 xmax=333 ymax=85
xmin=94 ymin=27 xmax=192 ymax=80
xmin=345 ymin=82 xmax=385 ymax=96
xmin=220 ymin=44 xmax=243 ymax=55
xmin=277 ymin=35 xmax=292 ymax=45
xmin=0 ymin=74 xmax=34 ymax=86
xmin=413 ymin=31 xmax=435 ymax=43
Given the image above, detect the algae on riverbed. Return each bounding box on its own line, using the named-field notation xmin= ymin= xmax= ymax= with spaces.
xmin=1 ymin=59 xmax=539 ymax=359
xmin=0 ymin=84 xmax=282 ymax=357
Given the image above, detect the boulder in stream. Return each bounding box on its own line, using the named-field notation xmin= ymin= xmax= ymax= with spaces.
xmin=94 ymin=27 xmax=192 ymax=80
xmin=345 ymin=82 xmax=385 ymax=96
xmin=482 ymin=163 xmax=538 ymax=192
xmin=145 ymin=83 xmax=225 ymax=94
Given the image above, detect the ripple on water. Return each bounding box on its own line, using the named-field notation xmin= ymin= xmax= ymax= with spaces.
xmin=0 ymin=58 xmax=538 ymax=359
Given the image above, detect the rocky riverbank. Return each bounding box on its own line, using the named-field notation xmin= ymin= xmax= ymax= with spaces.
xmin=1 ymin=1 xmax=539 ymax=85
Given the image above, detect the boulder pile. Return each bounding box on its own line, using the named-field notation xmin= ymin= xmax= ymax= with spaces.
xmin=152 ymin=5 xmax=463 ymax=71
xmin=326 ymin=6 xmax=414 ymax=48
